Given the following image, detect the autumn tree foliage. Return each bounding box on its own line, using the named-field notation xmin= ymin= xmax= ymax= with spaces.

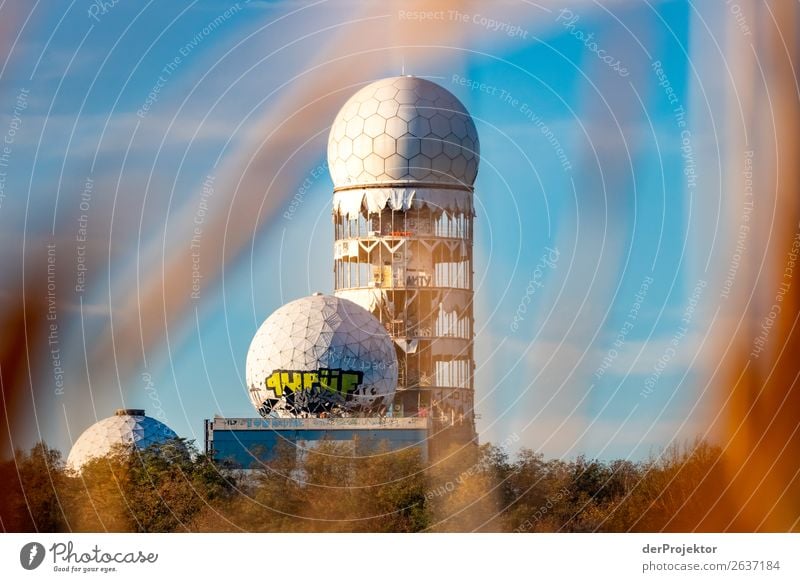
xmin=0 ymin=437 xmax=787 ymax=532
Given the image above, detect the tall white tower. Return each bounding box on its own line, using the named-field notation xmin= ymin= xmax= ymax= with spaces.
xmin=327 ymin=76 xmax=479 ymax=436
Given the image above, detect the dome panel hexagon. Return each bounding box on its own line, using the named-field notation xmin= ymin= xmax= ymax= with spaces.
xmin=328 ymin=76 xmax=479 ymax=188
xmin=246 ymin=294 xmax=398 ymax=417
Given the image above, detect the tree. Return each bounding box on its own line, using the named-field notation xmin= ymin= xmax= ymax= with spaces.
xmin=0 ymin=442 xmax=68 ymax=532
xmin=67 ymin=438 xmax=238 ymax=532
xmin=5 ymin=436 xmax=759 ymax=533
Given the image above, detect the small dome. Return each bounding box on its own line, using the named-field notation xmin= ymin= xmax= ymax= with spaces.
xmin=328 ymin=76 xmax=479 ymax=189
xmin=246 ymin=294 xmax=397 ymax=417
xmin=67 ymin=410 xmax=177 ymax=471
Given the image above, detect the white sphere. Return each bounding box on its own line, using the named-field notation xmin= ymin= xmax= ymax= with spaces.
xmin=67 ymin=409 xmax=177 ymax=471
xmin=246 ymin=294 xmax=397 ymax=417
xmin=328 ymin=76 xmax=479 ymax=189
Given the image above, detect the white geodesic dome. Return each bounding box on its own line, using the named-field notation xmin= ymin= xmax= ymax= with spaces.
xmin=67 ymin=409 xmax=177 ymax=471
xmin=246 ymin=294 xmax=398 ymax=417
xmin=327 ymin=76 xmax=479 ymax=188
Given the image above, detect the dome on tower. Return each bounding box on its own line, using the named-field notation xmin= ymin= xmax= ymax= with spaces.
xmin=327 ymin=76 xmax=479 ymax=189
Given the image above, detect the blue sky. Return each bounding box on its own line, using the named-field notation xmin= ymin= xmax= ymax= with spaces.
xmin=1 ymin=0 xmax=724 ymax=460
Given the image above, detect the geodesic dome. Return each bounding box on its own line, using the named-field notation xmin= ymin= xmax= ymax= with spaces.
xmin=327 ymin=76 xmax=479 ymax=189
xmin=246 ymin=294 xmax=398 ymax=417
xmin=67 ymin=409 xmax=177 ymax=471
